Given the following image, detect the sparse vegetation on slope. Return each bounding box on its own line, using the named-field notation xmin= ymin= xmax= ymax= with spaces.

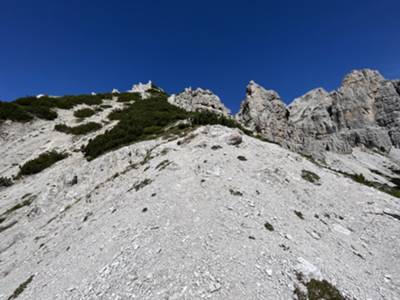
xmin=18 ymin=151 xmax=68 ymax=176
xmin=55 ymin=122 xmax=102 ymax=135
xmin=84 ymin=95 xmax=248 ymax=160
xmin=303 ymin=157 xmax=400 ymax=198
xmin=0 ymin=94 xmax=106 ymax=122
xmin=335 ymin=170 xmax=400 ymax=198
xmin=83 ymin=95 xmax=189 ymax=159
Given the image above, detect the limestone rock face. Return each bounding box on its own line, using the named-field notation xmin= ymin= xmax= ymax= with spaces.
xmin=236 ymin=69 xmax=400 ymax=156
xmin=128 ymin=80 xmax=155 ymax=98
xmin=168 ymin=88 xmax=230 ymax=116
xmin=236 ymin=81 xmax=289 ymax=144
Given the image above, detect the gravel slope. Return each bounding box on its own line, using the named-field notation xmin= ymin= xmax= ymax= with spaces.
xmin=0 ymin=120 xmax=400 ymax=299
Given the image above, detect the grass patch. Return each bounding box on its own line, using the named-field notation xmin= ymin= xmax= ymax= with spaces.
xmin=7 ymin=275 xmax=35 ymax=300
xmin=301 ymin=170 xmax=320 ymax=184
xmin=18 ymin=150 xmax=68 ymax=176
xmin=73 ymin=108 xmax=96 ymax=119
xmin=55 ymin=122 xmax=102 ymax=135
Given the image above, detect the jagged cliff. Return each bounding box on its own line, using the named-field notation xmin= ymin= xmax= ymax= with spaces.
xmin=236 ymin=69 xmax=400 ymax=157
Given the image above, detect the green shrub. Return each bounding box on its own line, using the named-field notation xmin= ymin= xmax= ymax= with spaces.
xmin=190 ymin=111 xmax=237 ymax=128
xmin=83 ymin=96 xmax=188 ymax=159
xmin=55 ymin=122 xmax=102 ymax=135
xmin=305 ymin=279 xmax=344 ymax=300
xmin=73 ymin=108 xmax=96 ymax=119
xmin=24 ymin=105 xmax=58 ymax=120
xmin=0 ymin=176 xmax=13 ymax=187
xmin=117 ymin=92 xmax=142 ymax=102
xmin=7 ymin=275 xmax=35 ymax=300
xmin=1 ymin=94 xmax=106 ymax=123
xmin=100 ymin=104 xmax=113 ymax=109
xmin=0 ymin=102 xmax=33 ymax=122
xmin=96 ymin=93 xmax=113 ymax=100
xmin=264 ymin=222 xmax=274 ymax=231
xmin=18 ymin=151 xmax=68 ymax=176
xmin=147 ymin=83 xmax=167 ymax=97
xmin=294 ymin=210 xmax=304 ymax=220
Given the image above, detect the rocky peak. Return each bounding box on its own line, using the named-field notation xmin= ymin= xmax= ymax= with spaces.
xmin=167 ymin=87 xmax=230 ymax=116
xmin=245 ymin=80 xmax=282 ymax=102
xmin=341 ymin=69 xmax=385 ymax=88
xmin=236 ymin=81 xmax=289 ymax=143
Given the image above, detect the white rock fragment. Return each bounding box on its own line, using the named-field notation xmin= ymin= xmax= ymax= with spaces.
xmin=332 ymin=224 xmax=351 ymax=236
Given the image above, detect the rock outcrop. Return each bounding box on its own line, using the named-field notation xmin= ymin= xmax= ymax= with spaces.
xmin=168 ymin=88 xmax=230 ymax=116
xmin=128 ymin=80 xmax=157 ymax=99
xmin=236 ymin=69 xmax=400 ymax=156
xmin=236 ymin=81 xmax=289 ymax=144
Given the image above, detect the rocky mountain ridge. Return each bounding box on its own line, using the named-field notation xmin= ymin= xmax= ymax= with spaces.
xmin=236 ymin=69 xmax=400 ymax=157
xmin=162 ymin=69 xmax=400 ymax=158
xmin=0 ymin=69 xmax=400 ymax=299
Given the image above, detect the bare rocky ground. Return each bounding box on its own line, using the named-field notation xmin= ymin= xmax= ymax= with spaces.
xmin=1 ymin=98 xmax=400 ymax=299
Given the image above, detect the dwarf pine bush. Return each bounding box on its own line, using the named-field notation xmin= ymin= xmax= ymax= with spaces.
xmin=18 ymin=151 xmax=68 ymax=176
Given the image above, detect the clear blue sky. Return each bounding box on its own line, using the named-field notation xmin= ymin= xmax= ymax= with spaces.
xmin=1 ymin=0 xmax=399 ymax=112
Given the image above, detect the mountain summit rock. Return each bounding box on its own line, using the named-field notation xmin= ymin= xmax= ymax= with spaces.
xmin=168 ymin=87 xmax=230 ymax=116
